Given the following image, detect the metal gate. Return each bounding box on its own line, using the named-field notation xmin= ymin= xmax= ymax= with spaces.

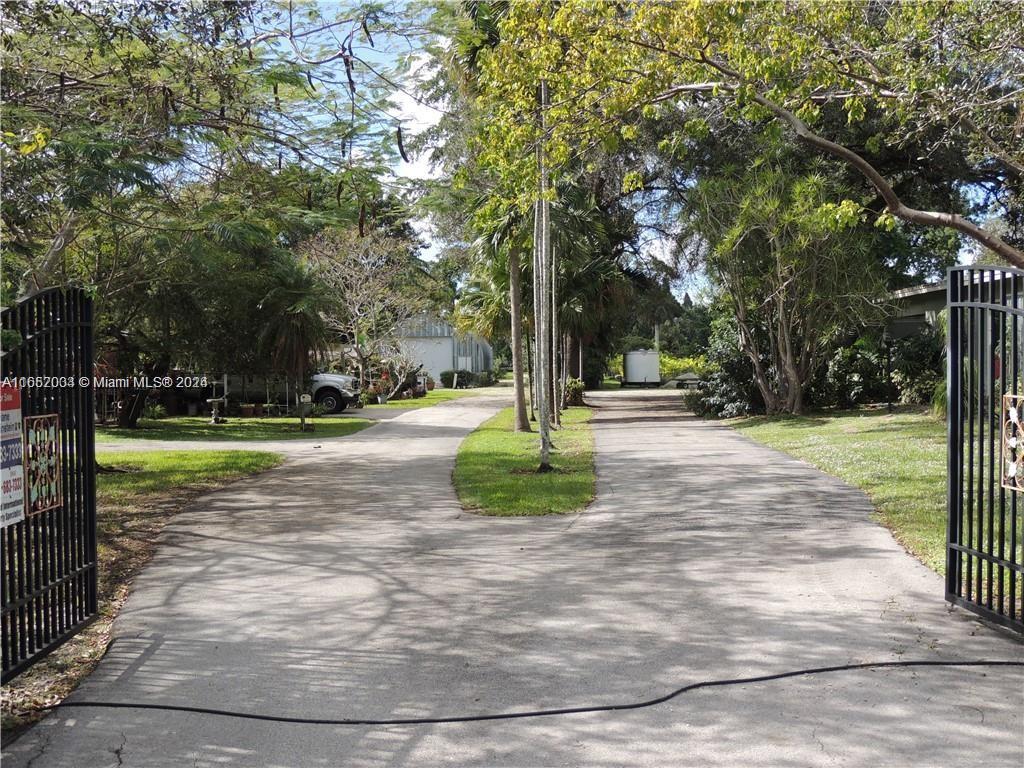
xmin=947 ymin=266 xmax=1024 ymax=632
xmin=1 ymin=288 xmax=97 ymax=681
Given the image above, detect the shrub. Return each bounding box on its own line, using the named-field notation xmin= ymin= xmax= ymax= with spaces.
xmin=472 ymin=371 xmax=494 ymax=387
xmin=440 ymin=370 xmax=474 ymax=388
xmin=931 ymin=379 xmax=947 ymax=419
xmin=660 ymin=353 xmax=714 ymax=381
xmin=683 ymin=317 xmax=763 ymax=418
xmin=891 ymin=327 xmax=945 ymax=404
xmin=812 ymin=337 xmax=888 ymax=409
xmin=143 ymin=402 xmax=168 ymax=420
xmin=681 ymin=388 xmax=704 ymax=414
xmin=688 ymin=369 xmax=758 ymax=418
xmin=565 ymin=377 xmax=585 ymax=406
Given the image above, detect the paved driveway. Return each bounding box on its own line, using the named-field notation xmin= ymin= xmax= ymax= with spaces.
xmin=4 ymin=390 xmax=1022 ymax=767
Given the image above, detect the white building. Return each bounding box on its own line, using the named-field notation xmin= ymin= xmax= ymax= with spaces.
xmin=398 ymin=317 xmax=493 ymax=382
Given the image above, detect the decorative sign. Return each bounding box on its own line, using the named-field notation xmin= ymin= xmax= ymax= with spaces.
xmin=1 ymin=385 xmax=25 ymax=528
xmin=1002 ymin=394 xmax=1024 ymax=491
xmin=24 ymin=414 xmax=61 ymax=515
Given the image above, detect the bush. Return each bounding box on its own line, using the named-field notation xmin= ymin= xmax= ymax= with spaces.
xmin=681 ymin=388 xmax=704 ymax=414
xmin=440 ymin=370 xmax=474 ymax=388
xmin=143 ymin=402 xmax=168 ymax=420
xmin=472 ymin=371 xmax=494 ymax=387
xmin=931 ymin=379 xmax=947 ymax=419
xmin=660 ymin=353 xmax=714 ymax=381
xmin=891 ymin=327 xmax=945 ymax=404
xmin=683 ymin=316 xmax=763 ymax=418
xmin=565 ymin=377 xmax=585 ymax=406
xmin=811 ymin=336 xmax=888 ymax=409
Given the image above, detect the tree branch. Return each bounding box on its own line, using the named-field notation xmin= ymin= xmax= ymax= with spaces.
xmin=692 ymin=56 xmax=1024 ymax=267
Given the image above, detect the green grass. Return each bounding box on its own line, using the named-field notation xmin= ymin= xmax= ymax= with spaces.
xmin=454 ymin=406 xmax=595 ymax=516
xmin=97 ymin=449 xmax=283 ymax=502
xmin=365 ymin=387 xmax=478 ymax=409
xmin=96 ymin=415 xmax=372 ymax=442
xmin=731 ymin=408 xmax=947 ymax=573
xmin=3 ymin=449 xmax=281 ymax=734
xmin=600 ymin=377 xmax=622 ymax=389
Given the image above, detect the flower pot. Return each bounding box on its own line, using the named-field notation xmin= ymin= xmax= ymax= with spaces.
xmin=377 ymin=394 xmax=388 ymax=405
xmin=239 ymin=403 xmax=255 ymax=417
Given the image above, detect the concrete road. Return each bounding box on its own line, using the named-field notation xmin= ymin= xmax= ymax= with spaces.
xmin=4 ymin=390 xmax=1022 ymax=767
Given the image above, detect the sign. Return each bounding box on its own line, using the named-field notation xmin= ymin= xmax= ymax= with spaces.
xmin=1002 ymin=393 xmax=1024 ymax=491
xmin=24 ymin=414 xmax=61 ymax=515
xmin=1 ymin=385 xmax=25 ymax=528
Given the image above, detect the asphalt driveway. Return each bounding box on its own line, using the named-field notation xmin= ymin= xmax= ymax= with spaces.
xmin=4 ymin=390 xmax=1022 ymax=767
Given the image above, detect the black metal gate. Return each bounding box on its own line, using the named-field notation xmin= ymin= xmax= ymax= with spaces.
xmin=947 ymin=266 xmax=1024 ymax=632
xmin=1 ymin=288 xmax=97 ymax=682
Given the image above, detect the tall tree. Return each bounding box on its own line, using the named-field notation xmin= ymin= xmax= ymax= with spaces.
xmin=691 ymin=154 xmax=887 ymax=414
xmin=303 ymin=228 xmax=430 ymax=395
xmin=474 ymin=0 xmax=1024 ymax=265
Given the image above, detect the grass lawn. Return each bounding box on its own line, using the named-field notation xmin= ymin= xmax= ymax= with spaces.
xmin=364 ymin=387 xmax=478 ymax=409
xmin=1 ymin=449 xmax=282 ymax=732
xmin=96 ymin=415 xmax=372 ymax=442
xmin=600 ymin=377 xmax=622 ymax=390
xmin=454 ymin=406 xmax=595 ymax=516
xmin=731 ymin=407 xmax=947 ymax=573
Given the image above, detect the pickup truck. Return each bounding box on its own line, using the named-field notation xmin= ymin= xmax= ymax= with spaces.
xmin=312 ymin=373 xmax=361 ymax=413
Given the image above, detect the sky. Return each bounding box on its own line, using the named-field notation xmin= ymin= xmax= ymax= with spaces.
xmin=386 ymin=53 xmax=446 ymax=258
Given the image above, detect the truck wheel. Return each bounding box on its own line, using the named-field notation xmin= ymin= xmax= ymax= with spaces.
xmin=315 ymin=388 xmax=346 ymax=414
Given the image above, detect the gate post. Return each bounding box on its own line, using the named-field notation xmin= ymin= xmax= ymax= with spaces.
xmin=946 ymin=270 xmax=960 ymax=597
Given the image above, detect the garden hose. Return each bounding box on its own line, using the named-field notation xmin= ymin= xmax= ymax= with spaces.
xmin=41 ymin=659 xmax=1024 ymax=727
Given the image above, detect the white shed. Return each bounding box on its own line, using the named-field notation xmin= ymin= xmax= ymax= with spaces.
xmin=398 ymin=317 xmax=493 ymax=383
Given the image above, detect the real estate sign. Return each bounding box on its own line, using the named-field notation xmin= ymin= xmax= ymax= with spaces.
xmin=1 ymin=385 xmax=25 ymax=528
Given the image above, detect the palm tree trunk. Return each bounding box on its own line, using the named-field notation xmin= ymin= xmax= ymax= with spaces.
xmin=535 ymin=80 xmax=552 ymax=471
xmin=550 ymin=241 xmax=561 ymax=426
xmin=526 ymin=333 xmax=536 ymax=422
xmin=508 ymin=248 xmax=531 ymax=431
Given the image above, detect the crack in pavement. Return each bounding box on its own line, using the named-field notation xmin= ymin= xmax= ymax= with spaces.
xmin=22 ymin=733 xmax=51 ymax=768
xmin=111 ymin=732 xmax=127 ymax=767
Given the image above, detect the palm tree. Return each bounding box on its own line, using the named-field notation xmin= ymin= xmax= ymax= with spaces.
xmin=258 ymin=254 xmax=329 ymax=400
xmin=458 ymin=208 xmax=532 ymax=432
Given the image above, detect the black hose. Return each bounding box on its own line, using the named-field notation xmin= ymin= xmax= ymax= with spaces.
xmin=42 ymin=659 xmax=1023 ymax=727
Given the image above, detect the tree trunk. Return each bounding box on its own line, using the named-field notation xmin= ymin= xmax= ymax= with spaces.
xmin=508 ymin=248 xmax=531 ymax=432
xmin=550 ymin=240 xmax=561 ymax=426
xmin=526 ymin=333 xmax=536 ymax=422
xmin=568 ymin=335 xmax=582 ymax=379
xmin=534 ymin=82 xmax=552 ymax=473
xmin=117 ymin=356 xmax=169 ymax=428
